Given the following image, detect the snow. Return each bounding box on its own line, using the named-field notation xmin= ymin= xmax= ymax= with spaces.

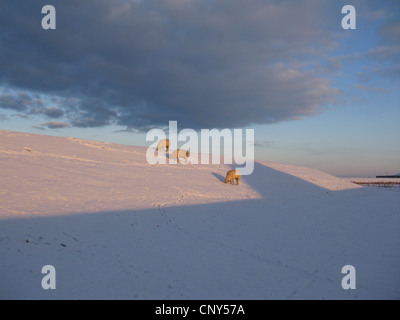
xmin=0 ymin=130 xmax=399 ymax=299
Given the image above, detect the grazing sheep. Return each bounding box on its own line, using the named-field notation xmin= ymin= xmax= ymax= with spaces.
xmin=156 ymin=139 xmax=170 ymax=153
xmin=170 ymin=149 xmax=190 ymax=164
xmin=225 ymin=169 xmax=241 ymax=185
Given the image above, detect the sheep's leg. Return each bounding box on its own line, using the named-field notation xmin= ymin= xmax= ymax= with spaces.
xmin=236 ymin=177 xmax=240 ymax=185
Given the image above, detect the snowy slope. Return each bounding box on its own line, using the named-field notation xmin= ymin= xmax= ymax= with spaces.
xmin=0 ymin=130 xmax=399 ymax=299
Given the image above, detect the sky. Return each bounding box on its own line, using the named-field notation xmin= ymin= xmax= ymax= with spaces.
xmin=0 ymin=0 xmax=399 ymax=177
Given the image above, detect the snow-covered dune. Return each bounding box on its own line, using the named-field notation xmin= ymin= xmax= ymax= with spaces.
xmin=0 ymin=130 xmax=399 ymax=299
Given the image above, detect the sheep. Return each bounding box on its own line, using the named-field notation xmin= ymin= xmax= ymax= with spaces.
xmin=156 ymin=139 xmax=170 ymax=153
xmin=170 ymin=149 xmax=190 ymax=164
xmin=225 ymin=169 xmax=241 ymax=185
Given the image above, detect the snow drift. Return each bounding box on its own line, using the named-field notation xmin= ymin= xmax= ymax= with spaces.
xmin=0 ymin=130 xmax=399 ymax=299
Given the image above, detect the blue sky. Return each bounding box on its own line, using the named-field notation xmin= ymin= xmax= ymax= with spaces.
xmin=0 ymin=0 xmax=399 ymax=177
xmin=255 ymin=11 xmax=400 ymax=177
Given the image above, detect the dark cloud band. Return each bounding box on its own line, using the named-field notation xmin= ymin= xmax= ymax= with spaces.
xmin=0 ymin=0 xmax=353 ymax=131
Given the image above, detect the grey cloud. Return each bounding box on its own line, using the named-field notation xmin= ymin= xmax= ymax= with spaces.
xmin=363 ymin=3 xmax=400 ymax=80
xmin=30 ymin=107 xmax=64 ymax=118
xmin=41 ymin=121 xmax=70 ymax=129
xmin=354 ymin=84 xmax=393 ymax=93
xmin=367 ymin=45 xmax=400 ymax=61
xmin=378 ymin=21 xmax=400 ymax=46
xmin=253 ymin=140 xmax=275 ymax=148
xmin=0 ymin=0 xmax=342 ymax=131
xmin=113 ymin=129 xmax=139 ymax=134
xmin=323 ymin=53 xmax=362 ymax=74
xmin=71 ymin=117 xmax=112 ymax=128
xmin=0 ymin=92 xmax=43 ymax=112
xmin=12 ymin=113 xmax=29 ymax=119
xmin=364 ymin=44 xmax=400 ymax=81
xmin=252 ymin=142 xmax=264 ymax=148
xmin=374 ymin=65 xmax=400 ymax=80
xmin=67 ymin=99 xmax=118 ymax=128
xmin=365 ymin=10 xmax=386 ymax=21
xmin=31 ymin=125 xmax=46 ymax=131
